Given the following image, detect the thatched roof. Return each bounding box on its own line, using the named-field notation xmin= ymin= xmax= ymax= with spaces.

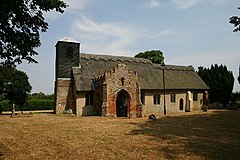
xmin=72 ymin=53 xmax=209 ymax=91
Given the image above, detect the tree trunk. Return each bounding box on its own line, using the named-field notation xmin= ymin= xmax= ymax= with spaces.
xmin=11 ymin=103 xmax=15 ymax=117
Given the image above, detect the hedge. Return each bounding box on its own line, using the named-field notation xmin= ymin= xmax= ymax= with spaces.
xmin=0 ymin=99 xmax=54 ymax=112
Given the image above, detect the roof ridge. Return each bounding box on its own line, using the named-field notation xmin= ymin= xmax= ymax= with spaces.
xmin=153 ymin=64 xmax=195 ymax=71
xmin=80 ymin=53 xmax=152 ymax=64
xmin=59 ymin=37 xmax=79 ymax=43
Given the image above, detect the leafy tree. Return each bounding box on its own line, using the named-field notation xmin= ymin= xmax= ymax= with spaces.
xmin=29 ymin=92 xmax=54 ymax=100
xmin=134 ymin=50 xmax=164 ymax=64
xmin=229 ymin=7 xmax=240 ymax=32
xmin=0 ymin=0 xmax=67 ymax=64
xmin=197 ymin=64 xmax=234 ymax=107
xmin=0 ymin=65 xmax=32 ymax=107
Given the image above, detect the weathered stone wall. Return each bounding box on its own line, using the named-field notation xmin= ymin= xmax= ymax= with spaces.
xmin=141 ymin=90 xmax=206 ymax=117
xmin=193 ymin=92 xmax=204 ymax=111
xmin=142 ymin=91 xmax=183 ymax=116
xmin=142 ymin=92 xmax=161 ymax=115
xmin=55 ymin=79 xmax=75 ymax=114
xmin=75 ymin=92 xmax=85 ymax=116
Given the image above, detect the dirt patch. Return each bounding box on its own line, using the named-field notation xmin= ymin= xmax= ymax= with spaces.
xmin=0 ymin=110 xmax=239 ymax=159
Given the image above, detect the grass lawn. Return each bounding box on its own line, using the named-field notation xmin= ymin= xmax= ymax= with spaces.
xmin=0 ymin=110 xmax=240 ymax=160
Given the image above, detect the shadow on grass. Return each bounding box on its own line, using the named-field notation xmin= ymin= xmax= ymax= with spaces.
xmin=0 ymin=144 xmax=3 ymax=160
xmin=128 ymin=110 xmax=240 ymax=159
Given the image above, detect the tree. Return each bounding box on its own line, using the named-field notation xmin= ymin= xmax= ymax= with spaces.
xmin=29 ymin=92 xmax=54 ymax=100
xmin=134 ymin=50 xmax=164 ymax=64
xmin=229 ymin=7 xmax=240 ymax=32
xmin=0 ymin=0 xmax=67 ymax=64
xmin=197 ymin=64 xmax=234 ymax=107
xmin=0 ymin=65 xmax=32 ymax=108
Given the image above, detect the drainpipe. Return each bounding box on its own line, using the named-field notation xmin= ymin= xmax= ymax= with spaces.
xmin=162 ymin=64 xmax=166 ymax=115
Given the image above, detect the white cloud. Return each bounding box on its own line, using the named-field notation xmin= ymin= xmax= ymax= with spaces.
xmin=44 ymin=0 xmax=94 ymax=21
xmin=207 ymin=0 xmax=233 ymax=5
xmin=43 ymin=11 xmax=63 ymax=21
xmin=70 ymin=16 xmax=147 ymax=55
xmin=144 ymin=0 xmax=161 ymax=9
xmin=170 ymin=0 xmax=231 ymax=10
xmin=148 ymin=29 xmax=180 ymax=38
xmin=70 ymin=16 xmax=180 ymax=55
xmin=171 ymin=0 xmax=201 ymax=9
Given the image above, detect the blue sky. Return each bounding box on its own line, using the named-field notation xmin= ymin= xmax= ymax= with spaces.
xmin=18 ymin=0 xmax=240 ymax=94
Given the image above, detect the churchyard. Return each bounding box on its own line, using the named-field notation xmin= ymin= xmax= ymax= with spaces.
xmin=0 ymin=110 xmax=239 ymax=159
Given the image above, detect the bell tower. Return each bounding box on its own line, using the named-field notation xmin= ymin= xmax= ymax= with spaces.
xmin=54 ymin=37 xmax=80 ymax=114
xmin=55 ymin=37 xmax=80 ymax=79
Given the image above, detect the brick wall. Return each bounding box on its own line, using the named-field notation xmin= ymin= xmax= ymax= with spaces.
xmin=93 ymin=64 xmax=142 ymax=118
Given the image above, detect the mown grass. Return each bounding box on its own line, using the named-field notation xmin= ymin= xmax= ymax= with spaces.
xmin=0 ymin=110 xmax=239 ymax=159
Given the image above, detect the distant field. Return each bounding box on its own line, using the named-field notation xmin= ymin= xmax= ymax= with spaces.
xmin=0 ymin=110 xmax=240 ymax=160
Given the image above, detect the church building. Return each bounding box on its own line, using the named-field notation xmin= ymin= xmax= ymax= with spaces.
xmin=54 ymin=38 xmax=209 ymax=118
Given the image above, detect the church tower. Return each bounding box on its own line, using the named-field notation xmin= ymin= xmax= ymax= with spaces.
xmin=54 ymin=37 xmax=80 ymax=114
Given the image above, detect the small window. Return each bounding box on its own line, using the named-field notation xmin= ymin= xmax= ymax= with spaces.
xmin=85 ymin=94 xmax=93 ymax=106
xmin=193 ymin=92 xmax=198 ymax=101
xmin=141 ymin=92 xmax=145 ymax=105
xmin=171 ymin=94 xmax=176 ymax=103
xmin=180 ymin=98 xmax=184 ymax=110
xmin=154 ymin=94 xmax=160 ymax=105
xmin=66 ymin=47 xmax=73 ymax=58
xmin=121 ymin=77 xmax=125 ymax=85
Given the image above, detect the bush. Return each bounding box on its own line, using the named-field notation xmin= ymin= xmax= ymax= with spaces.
xmin=0 ymin=99 xmax=54 ymax=111
xmin=21 ymin=99 xmax=54 ymax=111
xmin=0 ymin=100 xmax=12 ymax=112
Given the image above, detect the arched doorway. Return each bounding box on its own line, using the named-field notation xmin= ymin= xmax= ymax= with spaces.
xmin=116 ymin=90 xmax=130 ymax=117
xmin=179 ymin=98 xmax=184 ymax=110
